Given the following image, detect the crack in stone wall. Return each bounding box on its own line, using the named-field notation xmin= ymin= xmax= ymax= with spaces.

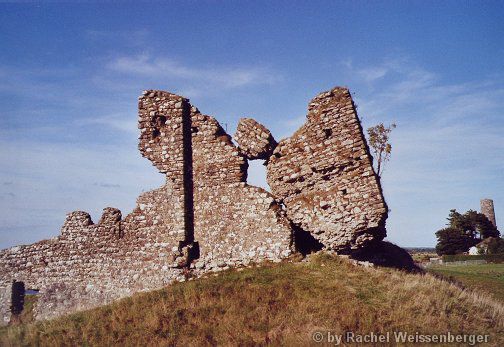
xmin=181 ymin=100 xmax=196 ymax=250
xmin=0 ymin=86 xmax=387 ymax=324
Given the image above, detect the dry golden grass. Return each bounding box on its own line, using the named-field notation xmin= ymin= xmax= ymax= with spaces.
xmin=1 ymin=253 xmax=503 ymax=346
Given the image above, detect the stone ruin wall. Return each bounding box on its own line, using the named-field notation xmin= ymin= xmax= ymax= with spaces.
xmin=0 ymin=183 xmax=188 ymax=324
xmin=0 ymin=86 xmax=387 ymax=325
xmin=265 ymin=88 xmax=387 ymax=250
xmin=138 ymin=91 xmax=293 ymax=272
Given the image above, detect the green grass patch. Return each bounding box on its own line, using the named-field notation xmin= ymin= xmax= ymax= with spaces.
xmin=429 ymin=263 xmax=504 ymax=302
xmin=442 ymin=253 xmax=504 ymax=263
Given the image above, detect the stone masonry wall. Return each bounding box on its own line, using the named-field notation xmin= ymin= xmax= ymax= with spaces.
xmin=189 ymin=108 xmax=291 ymax=271
xmin=0 ymin=90 xmax=294 ymax=324
xmin=0 ymin=284 xmax=11 ymax=325
xmin=0 ymin=86 xmax=386 ymax=324
xmin=266 ymin=87 xmax=387 ymax=251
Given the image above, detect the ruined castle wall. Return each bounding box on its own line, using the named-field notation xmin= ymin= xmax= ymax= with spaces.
xmin=0 ymin=90 xmax=296 ymax=324
xmin=0 ymin=86 xmax=387 ymax=324
xmin=266 ymin=87 xmax=387 ymax=251
xmin=137 ymin=95 xmax=294 ymax=271
xmin=0 ymin=182 xmax=186 ymax=323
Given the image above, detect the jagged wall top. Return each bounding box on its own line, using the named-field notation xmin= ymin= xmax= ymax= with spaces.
xmin=138 ymin=90 xmax=247 ymax=186
xmin=234 ymin=118 xmax=277 ymax=160
xmin=138 ymin=90 xmax=188 ymax=186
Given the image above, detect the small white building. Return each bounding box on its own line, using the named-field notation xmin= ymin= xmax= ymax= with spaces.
xmin=468 ymin=246 xmax=479 ymax=255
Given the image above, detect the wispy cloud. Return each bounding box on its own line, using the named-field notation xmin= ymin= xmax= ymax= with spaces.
xmin=94 ymin=182 xmax=121 ymax=188
xmin=0 ymin=63 xmax=139 ymax=138
xmin=76 ymin=114 xmax=138 ymax=134
xmin=358 ymin=67 xmax=388 ymax=83
xmin=342 ymin=59 xmax=391 ymax=84
xmin=84 ymin=29 xmax=150 ymax=45
xmin=107 ymin=54 xmax=282 ymax=91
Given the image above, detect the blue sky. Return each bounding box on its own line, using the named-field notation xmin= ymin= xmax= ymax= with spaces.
xmin=0 ymin=1 xmax=503 ymax=249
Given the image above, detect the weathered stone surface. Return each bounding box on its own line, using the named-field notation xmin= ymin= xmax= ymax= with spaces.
xmin=0 ymin=86 xmax=388 ymax=325
xmin=481 ymin=198 xmax=497 ymax=228
xmin=0 ymin=89 xmax=293 ymax=325
xmin=234 ymin=118 xmax=277 ymax=160
xmin=188 ymin=106 xmax=292 ymax=270
xmin=266 ymin=87 xmax=388 ymax=251
xmin=0 ymin=182 xmax=188 ymax=323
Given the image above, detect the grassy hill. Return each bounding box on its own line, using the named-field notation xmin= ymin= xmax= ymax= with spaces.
xmin=1 ymin=253 xmax=504 ymax=346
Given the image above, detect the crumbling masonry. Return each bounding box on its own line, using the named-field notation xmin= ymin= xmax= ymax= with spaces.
xmin=0 ymin=86 xmax=387 ymax=324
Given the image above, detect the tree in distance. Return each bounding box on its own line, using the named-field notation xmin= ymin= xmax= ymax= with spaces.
xmin=435 ymin=209 xmax=500 ymax=255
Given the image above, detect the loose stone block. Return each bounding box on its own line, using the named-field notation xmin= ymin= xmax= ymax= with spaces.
xmin=234 ymin=118 xmax=277 ymax=160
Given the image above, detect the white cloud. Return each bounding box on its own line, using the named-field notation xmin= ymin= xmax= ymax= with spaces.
xmin=357 ymin=66 xmax=388 ymax=83
xmin=106 ymin=54 xmax=282 ymax=90
xmin=76 ymin=113 xmax=138 ymax=134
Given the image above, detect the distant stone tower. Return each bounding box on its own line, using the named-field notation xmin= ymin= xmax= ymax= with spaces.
xmin=480 ymin=199 xmax=497 ymax=228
